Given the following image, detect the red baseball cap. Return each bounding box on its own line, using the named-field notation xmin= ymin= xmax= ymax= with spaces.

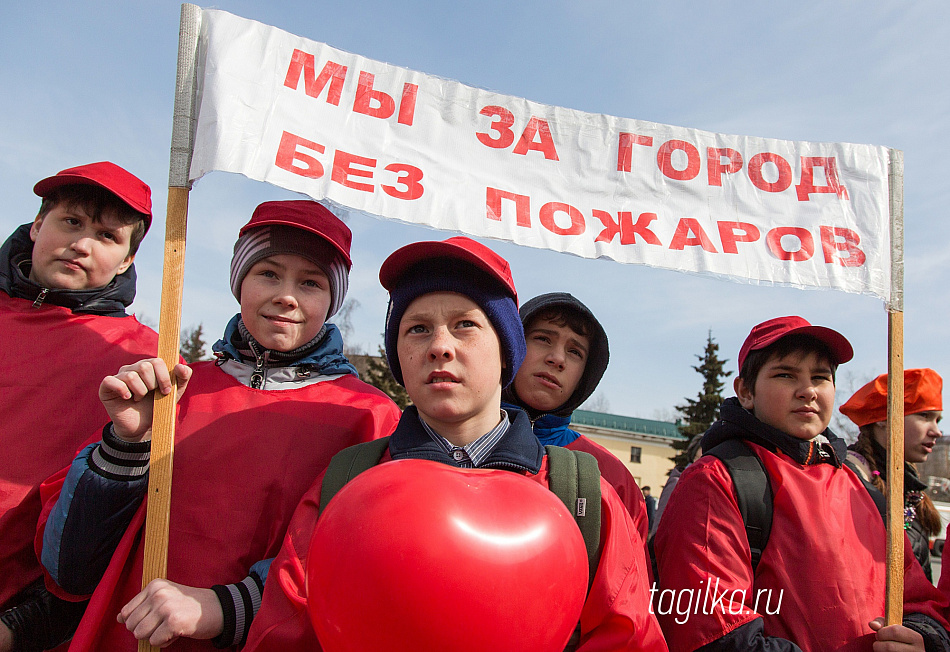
xmin=379 ymin=236 xmax=517 ymax=302
xmin=738 ymin=316 xmax=853 ymax=371
xmin=240 ymin=200 xmax=352 ymax=268
xmin=33 ymin=161 xmax=152 ymax=232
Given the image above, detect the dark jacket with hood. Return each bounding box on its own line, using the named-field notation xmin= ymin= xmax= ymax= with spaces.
xmin=502 ymin=292 xmax=650 ymax=551
xmin=654 ymin=397 xmax=950 ymax=652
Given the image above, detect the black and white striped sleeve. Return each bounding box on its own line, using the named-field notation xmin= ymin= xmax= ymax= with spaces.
xmin=41 ymin=423 xmax=150 ymax=595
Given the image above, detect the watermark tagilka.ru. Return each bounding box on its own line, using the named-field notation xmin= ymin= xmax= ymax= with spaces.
xmin=650 ymin=578 xmax=784 ymax=625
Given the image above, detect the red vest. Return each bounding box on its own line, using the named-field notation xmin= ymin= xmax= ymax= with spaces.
xmin=38 ymin=362 xmax=400 ymax=651
xmin=0 ymin=293 xmax=158 ymax=607
xmin=244 ymin=454 xmax=668 ymax=652
xmin=655 ymin=442 xmax=950 ymax=651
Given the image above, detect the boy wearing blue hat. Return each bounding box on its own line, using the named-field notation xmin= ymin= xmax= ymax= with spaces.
xmin=244 ymin=237 xmax=668 ymax=651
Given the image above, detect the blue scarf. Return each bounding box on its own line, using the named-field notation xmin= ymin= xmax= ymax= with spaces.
xmin=212 ymin=314 xmax=358 ymax=377
xmin=502 ymin=402 xmax=581 ymax=447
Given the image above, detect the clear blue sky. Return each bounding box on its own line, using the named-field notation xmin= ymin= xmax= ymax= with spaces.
xmin=2 ymin=1 xmax=947 ymax=430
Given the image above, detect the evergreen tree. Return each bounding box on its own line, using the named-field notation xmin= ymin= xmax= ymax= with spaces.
xmin=671 ymin=330 xmax=731 ymax=468
xmin=180 ymin=324 xmax=209 ymax=363
xmin=363 ymin=345 xmax=411 ymax=409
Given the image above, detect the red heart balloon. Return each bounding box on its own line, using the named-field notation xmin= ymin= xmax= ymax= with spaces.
xmin=307 ymin=458 xmax=588 ymax=652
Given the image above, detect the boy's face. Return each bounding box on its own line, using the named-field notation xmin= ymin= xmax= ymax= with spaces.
xmin=513 ymin=316 xmax=589 ymax=413
xmin=397 ymin=291 xmax=504 ymax=445
xmin=240 ymin=253 xmax=331 ymax=352
xmin=735 ymin=350 xmax=835 ymax=440
xmin=29 ymin=202 xmax=135 ymax=290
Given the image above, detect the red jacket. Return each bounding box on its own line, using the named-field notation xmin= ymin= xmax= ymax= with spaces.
xmin=37 ymin=362 xmax=400 ymax=651
xmin=655 ymin=439 xmax=950 ymax=651
xmin=939 ymin=522 xmax=950 ymax=598
xmin=0 ymin=293 xmax=158 ymax=608
xmin=244 ymin=409 xmax=667 ymax=652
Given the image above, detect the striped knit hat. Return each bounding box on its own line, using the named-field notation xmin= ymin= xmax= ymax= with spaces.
xmin=230 ymin=201 xmax=352 ymax=318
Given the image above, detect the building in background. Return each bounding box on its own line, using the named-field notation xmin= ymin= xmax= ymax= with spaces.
xmin=571 ymin=409 xmax=685 ymax=491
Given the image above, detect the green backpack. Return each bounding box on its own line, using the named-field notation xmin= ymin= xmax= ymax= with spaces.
xmin=318 ymin=437 xmax=602 ymax=651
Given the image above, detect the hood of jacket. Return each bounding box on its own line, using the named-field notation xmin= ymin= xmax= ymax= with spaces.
xmin=503 ymin=292 xmax=609 ymax=419
xmin=701 ymin=396 xmax=849 ymax=466
xmin=0 ymin=223 xmax=137 ymax=317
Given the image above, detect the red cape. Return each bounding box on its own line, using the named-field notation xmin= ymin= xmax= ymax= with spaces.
xmin=655 ymin=442 xmax=950 ymax=651
xmin=0 ymin=293 xmax=157 ymax=608
xmin=36 ymin=362 xmax=400 ymax=651
xmin=566 ymin=434 xmax=653 ymax=581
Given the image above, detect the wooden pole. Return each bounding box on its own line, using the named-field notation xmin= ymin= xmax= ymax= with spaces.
xmin=138 ymin=5 xmax=201 ymax=651
xmin=884 ymin=148 xmax=904 ymax=625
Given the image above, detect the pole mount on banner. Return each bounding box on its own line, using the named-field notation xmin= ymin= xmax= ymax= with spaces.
xmin=138 ymin=5 xmax=201 ymax=651
xmin=884 ymin=148 xmax=904 ymax=626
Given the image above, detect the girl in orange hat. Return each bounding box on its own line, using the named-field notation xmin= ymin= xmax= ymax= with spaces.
xmin=841 ymin=368 xmax=944 ymax=580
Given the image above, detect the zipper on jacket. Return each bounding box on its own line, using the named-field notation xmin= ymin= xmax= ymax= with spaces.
xmin=484 ymin=461 xmax=534 ymax=474
xmin=248 ymin=340 xmax=267 ymax=389
xmin=32 ymin=287 xmax=49 ymax=308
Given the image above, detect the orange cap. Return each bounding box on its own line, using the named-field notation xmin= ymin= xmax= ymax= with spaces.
xmin=840 ymin=368 xmax=943 ymax=427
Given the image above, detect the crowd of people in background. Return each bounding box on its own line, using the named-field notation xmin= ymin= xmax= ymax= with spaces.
xmin=0 ymin=162 xmax=946 ymax=651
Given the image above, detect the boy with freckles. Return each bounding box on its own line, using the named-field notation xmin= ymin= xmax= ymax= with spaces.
xmin=243 ymin=237 xmax=667 ymax=651
xmin=654 ymin=316 xmax=950 ymax=652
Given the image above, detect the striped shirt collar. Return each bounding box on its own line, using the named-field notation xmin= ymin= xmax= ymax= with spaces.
xmin=419 ymin=410 xmax=511 ymax=468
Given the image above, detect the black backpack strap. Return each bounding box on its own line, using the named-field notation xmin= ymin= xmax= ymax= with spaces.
xmin=647 ymin=533 xmax=659 ymax=588
xmin=319 ymin=437 xmax=391 ymax=514
xmin=705 ymin=439 xmax=773 ymax=573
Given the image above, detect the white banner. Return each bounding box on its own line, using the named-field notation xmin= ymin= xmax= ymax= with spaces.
xmin=191 ymin=8 xmax=892 ymax=301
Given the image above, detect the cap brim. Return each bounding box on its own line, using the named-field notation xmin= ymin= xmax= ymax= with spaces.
xmin=379 ymin=240 xmax=516 ymax=300
xmin=779 ymin=325 xmax=854 ymax=365
xmin=33 ymin=174 xmax=151 ymax=217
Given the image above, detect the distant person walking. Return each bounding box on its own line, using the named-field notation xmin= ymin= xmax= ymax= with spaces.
xmin=642 ymin=486 xmax=657 ymax=532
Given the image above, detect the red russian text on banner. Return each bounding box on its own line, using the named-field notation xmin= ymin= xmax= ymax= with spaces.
xmin=189 ymin=9 xmax=892 ymax=301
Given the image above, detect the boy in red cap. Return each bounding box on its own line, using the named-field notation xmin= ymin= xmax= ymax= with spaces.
xmin=0 ymin=162 xmax=159 ymax=651
xmin=242 ymin=237 xmax=667 ymax=651
xmin=842 ymin=369 xmax=944 ymax=580
xmin=654 ymin=317 xmax=950 ymax=651
xmin=36 ymin=201 xmax=400 ymax=650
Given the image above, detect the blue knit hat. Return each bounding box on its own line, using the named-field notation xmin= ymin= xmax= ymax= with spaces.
xmin=379 ymin=237 xmax=526 ymax=388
